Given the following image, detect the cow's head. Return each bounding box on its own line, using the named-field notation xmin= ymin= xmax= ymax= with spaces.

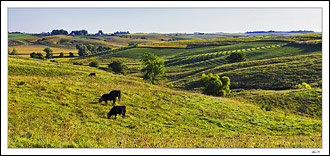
xmin=99 ymin=98 xmax=103 ymax=103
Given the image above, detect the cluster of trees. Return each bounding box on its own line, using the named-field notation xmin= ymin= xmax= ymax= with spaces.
xmin=51 ymin=29 xmax=68 ymax=35
xmin=76 ymin=44 xmax=111 ymax=56
xmin=29 ymin=47 xmax=54 ymax=59
xmin=140 ymin=53 xmax=167 ymax=84
xmin=70 ymin=30 xmax=88 ymax=36
xmin=30 ymin=52 xmax=44 ymax=59
xmin=29 ymin=47 xmax=57 ymax=59
xmin=201 ymin=73 xmax=231 ymax=97
xmin=114 ymin=31 xmax=130 ymax=35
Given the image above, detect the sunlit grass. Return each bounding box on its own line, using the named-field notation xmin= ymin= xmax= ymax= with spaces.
xmin=8 ymin=56 xmax=322 ymax=148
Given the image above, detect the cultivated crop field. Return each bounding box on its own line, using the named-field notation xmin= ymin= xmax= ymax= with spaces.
xmin=7 ymin=33 xmax=323 ymax=148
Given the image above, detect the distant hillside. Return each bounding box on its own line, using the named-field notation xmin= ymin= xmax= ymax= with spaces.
xmin=9 ymin=35 xmax=123 ymax=49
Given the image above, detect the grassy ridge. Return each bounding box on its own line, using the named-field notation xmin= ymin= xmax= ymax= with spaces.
xmin=8 ymin=56 xmax=321 ymax=148
xmin=16 ymin=35 xmax=123 ymax=49
xmin=168 ymin=54 xmax=322 ymax=90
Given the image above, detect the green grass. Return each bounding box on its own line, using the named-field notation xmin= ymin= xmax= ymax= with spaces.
xmin=168 ymin=53 xmax=322 ymax=90
xmin=229 ymin=89 xmax=322 ymax=118
xmin=8 ymin=56 xmax=321 ymax=148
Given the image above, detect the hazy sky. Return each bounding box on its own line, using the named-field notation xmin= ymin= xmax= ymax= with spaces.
xmin=8 ymin=8 xmax=322 ymax=34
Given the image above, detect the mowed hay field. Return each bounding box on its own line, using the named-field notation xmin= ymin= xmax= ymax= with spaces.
xmin=8 ymin=45 xmax=78 ymax=57
xmin=7 ymin=56 xmax=322 ymax=148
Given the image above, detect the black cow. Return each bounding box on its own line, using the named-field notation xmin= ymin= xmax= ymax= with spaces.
xmin=99 ymin=94 xmax=117 ymax=105
xmin=89 ymin=73 xmax=96 ymax=76
xmin=109 ymin=90 xmax=121 ymax=101
xmin=107 ymin=106 xmax=126 ymax=119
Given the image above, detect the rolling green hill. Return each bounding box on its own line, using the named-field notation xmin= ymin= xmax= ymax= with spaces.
xmin=167 ymin=53 xmax=322 ymax=90
xmin=8 ymin=56 xmax=321 ymax=148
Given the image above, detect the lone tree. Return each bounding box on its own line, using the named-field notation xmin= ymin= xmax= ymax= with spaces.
xmin=69 ymin=52 xmax=74 ymax=57
xmin=140 ymin=53 xmax=167 ymax=84
xmin=108 ymin=60 xmax=128 ymax=75
xmin=9 ymin=48 xmax=17 ymax=55
xmin=226 ymin=52 xmax=247 ymax=63
xmin=89 ymin=61 xmax=99 ymax=68
xmin=59 ymin=52 xmax=64 ymax=58
xmin=201 ymin=73 xmax=231 ymax=97
xmin=43 ymin=47 xmax=53 ymax=59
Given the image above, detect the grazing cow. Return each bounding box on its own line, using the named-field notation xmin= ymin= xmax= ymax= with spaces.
xmin=107 ymin=106 xmax=126 ymax=119
xmin=109 ymin=90 xmax=121 ymax=101
xmin=99 ymin=94 xmax=116 ymax=105
xmin=89 ymin=73 xmax=96 ymax=76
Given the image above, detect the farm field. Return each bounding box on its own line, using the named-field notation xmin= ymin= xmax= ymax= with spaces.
xmin=7 ymin=33 xmax=323 ymax=148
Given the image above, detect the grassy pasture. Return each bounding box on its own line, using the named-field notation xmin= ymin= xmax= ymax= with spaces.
xmin=167 ymin=54 xmax=322 ymax=91
xmin=8 ymin=45 xmax=78 ymax=58
xmin=8 ymin=56 xmax=322 ymax=148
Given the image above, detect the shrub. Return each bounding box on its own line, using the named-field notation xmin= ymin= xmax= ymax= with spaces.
xmin=226 ymin=52 xmax=247 ymax=63
xmin=302 ymin=82 xmax=312 ymax=89
xmin=59 ymin=52 xmax=64 ymax=58
xmin=108 ymin=60 xmax=128 ymax=75
xmin=294 ymin=82 xmax=312 ymax=89
xmin=9 ymin=48 xmax=17 ymax=55
xmin=73 ymin=62 xmax=83 ymax=65
xmin=69 ymin=52 xmax=74 ymax=57
xmin=89 ymin=61 xmax=99 ymax=68
xmin=201 ymin=73 xmax=231 ymax=97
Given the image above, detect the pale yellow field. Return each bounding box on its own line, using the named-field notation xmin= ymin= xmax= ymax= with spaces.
xmin=8 ymin=45 xmax=78 ymax=57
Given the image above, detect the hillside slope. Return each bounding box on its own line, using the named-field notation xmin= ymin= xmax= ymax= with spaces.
xmin=168 ymin=53 xmax=322 ymax=90
xmin=8 ymin=56 xmax=321 ymax=148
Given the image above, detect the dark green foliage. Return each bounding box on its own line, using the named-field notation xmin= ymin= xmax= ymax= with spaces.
xmin=59 ymin=52 xmax=64 ymax=58
xmin=51 ymin=29 xmax=68 ymax=35
xmin=73 ymin=62 xmax=83 ymax=65
xmin=201 ymin=73 xmax=231 ymax=97
xmin=76 ymin=43 xmax=89 ymax=56
xmin=69 ymin=52 xmax=74 ymax=57
xmin=108 ymin=60 xmax=128 ymax=75
xmin=89 ymin=61 xmax=99 ymax=68
xmin=97 ymin=45 xmax=111 ymax=52
xmin=43 ymin=47 xmax=53 ymax=59
xmin=226 ymin=52 xmax=247 ymax=63
xmin=70 ymin=30 xmax=88 ymax=36
xmin=87 ymin=44 xmax=97 ymax=53
xmin=30 ymin=52 xmax=44 ymax=59
xmin=140 ymin=53 xmax=167 ymax=84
